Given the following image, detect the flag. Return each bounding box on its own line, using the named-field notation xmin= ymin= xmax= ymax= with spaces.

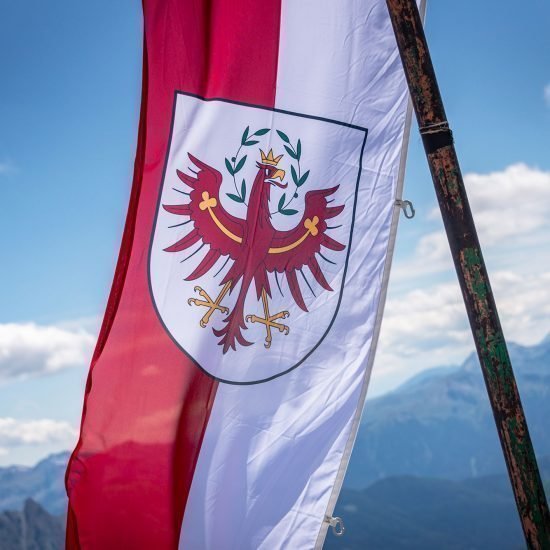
xmin=66 ymin=0 xmax=415 ymax=547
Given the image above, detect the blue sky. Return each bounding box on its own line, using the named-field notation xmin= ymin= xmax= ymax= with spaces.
xmin=0 ymin=0 xmax=549 ymax=465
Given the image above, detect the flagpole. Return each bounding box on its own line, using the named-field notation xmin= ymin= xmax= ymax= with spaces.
xmin=385 ymin=1 xmax=550 ymax=547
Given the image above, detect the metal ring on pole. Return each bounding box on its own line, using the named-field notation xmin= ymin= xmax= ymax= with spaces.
xmin=419 ymin=121 xmax=454 ymax=153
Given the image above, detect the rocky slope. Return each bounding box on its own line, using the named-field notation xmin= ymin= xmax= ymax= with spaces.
xmin=345 ymin=337 xmax=550 ymax=487
xmin=0 ymin=499 xmax=64 ymax=550
xmin=326 ymin=456 xmax=550 ymax=550
xmin=0 ymin=453 xmax=69 ymax=516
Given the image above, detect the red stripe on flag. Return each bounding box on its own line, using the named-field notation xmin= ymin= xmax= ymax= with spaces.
xmin=65 ymin=1 xmax=282 ymax=548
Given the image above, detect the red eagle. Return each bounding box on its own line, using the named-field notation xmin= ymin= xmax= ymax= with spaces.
xmin=162 ymin=149 xmax=345 ymax=353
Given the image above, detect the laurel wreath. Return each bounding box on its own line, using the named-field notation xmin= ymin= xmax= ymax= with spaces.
xmin=274 ymin=130 xmax=310 ymax=216
xmin=225 ymin=126 xmax=310 ymax=216
xmin=225 ymin=126 xmax=270 ymax=205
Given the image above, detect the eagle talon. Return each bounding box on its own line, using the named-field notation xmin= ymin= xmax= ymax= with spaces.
xmin=246 ymin=290 xmax=290 ymax=348
xmin=188 ymin=282 xmax=231 ymax=328
xmin=278 ymin=325 xmax=290 ymax=335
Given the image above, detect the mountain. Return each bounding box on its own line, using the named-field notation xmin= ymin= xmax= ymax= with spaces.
xmin=323 ymin=464 xmax=549 ymax=550
xmin=0 ymin=453 xmax=69 ymax=516
xmin=0 ymin=338 xmax=547 ymax=548
xmin=0 ymin=499 xmax=64 ymax=550
xmin=344 ymin=337 xmax=550 ymax=488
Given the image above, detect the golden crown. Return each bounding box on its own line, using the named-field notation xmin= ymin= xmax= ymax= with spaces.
xmin=260 ymin=149 xmax=283 ymax=166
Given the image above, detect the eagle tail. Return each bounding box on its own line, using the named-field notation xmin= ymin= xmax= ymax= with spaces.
xmin=213 ymin=277 xmax=252 ymax=353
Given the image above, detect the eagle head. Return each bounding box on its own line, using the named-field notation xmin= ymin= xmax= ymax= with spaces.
xmin=257 ymin=149 xmax=286 ymax=188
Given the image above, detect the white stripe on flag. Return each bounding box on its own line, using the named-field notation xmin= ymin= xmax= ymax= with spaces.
xmin=179 ymin=1 xmax=417 ymax=548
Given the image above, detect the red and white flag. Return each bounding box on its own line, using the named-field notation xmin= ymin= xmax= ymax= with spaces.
xmin=66 ymin=0 xmax=416 ymax=547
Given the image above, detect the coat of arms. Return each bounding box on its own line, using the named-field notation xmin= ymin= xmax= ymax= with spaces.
xmin=149 ymin=93 xmax=367 ymax=384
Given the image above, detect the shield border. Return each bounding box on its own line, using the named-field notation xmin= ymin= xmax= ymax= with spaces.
xmin=148 ymin=91 xmax=368 ymax=385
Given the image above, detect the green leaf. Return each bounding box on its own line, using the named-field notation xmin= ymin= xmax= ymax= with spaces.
xmin=284 ymin=145 xmax=297 ymax=160
xmin=241 ymin=179 xmax=247 ymax=200
xmin=227 ymin=193 xmax=244 ymax=203
xmin=241 ymin=126 xmax=250 ymax=145
xmin=254 ymin=128 xmax=270 ymax=136
xmin=280 ymin=208 xmax=299 ymax=216
xmin=296 ymin=139 xmax=302 ymax=160
xmin=234 ymin=155 xmax=247 ymax=173
xmin=278 ymin=194 xmax=286 ymax=211
xmin=225 ymin=158 xmax=234 ymax=175
xmin=244 ymin=139 xmax=259 ymax=146
xmin=277 ymin=130 xmax=290 ymax=143
xmin=291 ymin=165 xmax=299 ymax=185
xmin=298 ymin=170 xmax=310 ymax=187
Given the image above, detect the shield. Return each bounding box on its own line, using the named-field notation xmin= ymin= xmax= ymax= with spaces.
xmin=149 ymin=92 xmax=367 ymax=384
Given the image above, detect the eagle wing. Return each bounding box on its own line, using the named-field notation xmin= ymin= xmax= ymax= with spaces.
xmin=162 ymin=153 xmax=244 ymax=281
xmin=264 ymin=186 xmax=345 ymax=311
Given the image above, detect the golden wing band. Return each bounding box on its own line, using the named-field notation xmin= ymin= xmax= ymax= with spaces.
xmin=199 ymin=191 xmax=319 ymax=255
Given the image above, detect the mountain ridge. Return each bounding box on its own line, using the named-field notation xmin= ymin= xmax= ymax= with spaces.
xmin=0 ymin=499 xmax=64 ymax=550
xmin=0 ymin=452 xmax=69 ymax=516
xmin=345 ymin=335 xmax=550 ymax=487
xmin=325 ymin=465 xmax=550 ymax=550
xmin=0 ymin=335 xmax=547 ymax=550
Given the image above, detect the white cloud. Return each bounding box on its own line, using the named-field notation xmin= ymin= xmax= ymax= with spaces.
xmin=371 ymin=163 xmax=550 ymax=395
xmin=372 ymin=269 xmax=550 ymax=396
xmin=0 ymin=322 xmax=95 ymax=381
xmin=392 ymin=231 xmax=452 ymax=282
xmin=544 ymin=83 xmax=550 ymax=107
xmin=454 ymin=163 xmax=550 ymax=245
xmin=433 ymin=163 xmax=550 ymax=248
xmin=491 ymin=270 xmax=550 ymax=340
xmin=55 ymin=316 xmax=101 ymax=334
xmin=375 ymin=281 xmax=471 ymax=386
xmin=0 ymin=160 xmax=16 ymax=174
xmin=0 ymin=417 xmax=77 ymax=448
xmin=393 ymin=164 xmax=550 ymax=283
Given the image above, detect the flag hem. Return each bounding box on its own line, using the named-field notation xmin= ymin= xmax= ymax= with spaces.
xmin=312 ymin=46 xmax=420 ymax=550
xmin=313 ymin=2 xmax=427 ymax=545
xmin=313 ymin=97 xmax=414 ymax=550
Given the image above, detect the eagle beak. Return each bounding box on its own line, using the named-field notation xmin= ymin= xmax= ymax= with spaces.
xmin=268 ymin=168 xmax=287 ymax=188
xmin=272 ymin=169 xmax=285 ymax=181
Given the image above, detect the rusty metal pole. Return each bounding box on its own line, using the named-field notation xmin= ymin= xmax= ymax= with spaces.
xmin=385 ymin=1 xmax=550 ymax=547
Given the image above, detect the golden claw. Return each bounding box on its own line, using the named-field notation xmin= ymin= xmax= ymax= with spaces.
xmin=188 ymin=282 xmax=231 ymax=328
xmin=245 ymin=290 xmax=290 ymax=349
